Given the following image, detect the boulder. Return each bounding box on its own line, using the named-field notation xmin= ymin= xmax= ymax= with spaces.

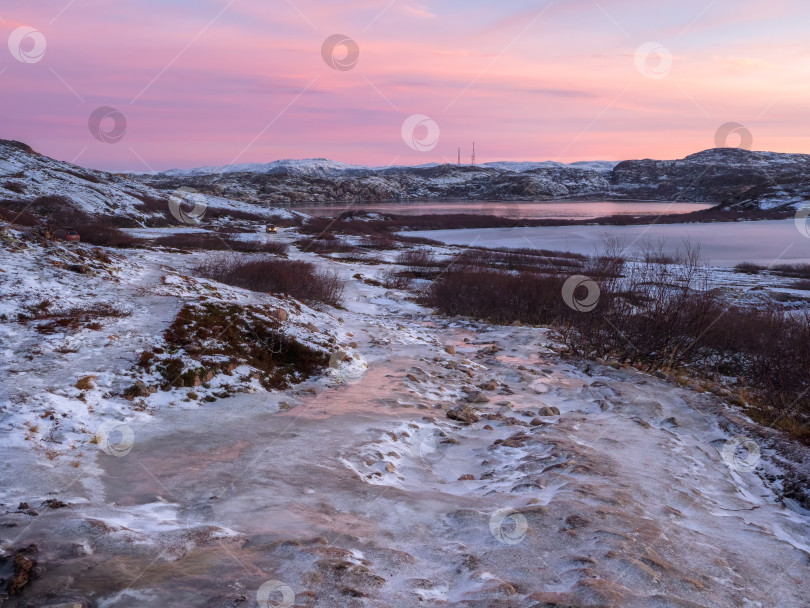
xmin=464 ymin=390 xmax=490 ymax=404
xmin=123 ymin=380 xmax=150 ymax=400
xmin=447 ymin=406 xmax=479 ymax=424
xmin=537 ymin=406 xmax=559 ymax=417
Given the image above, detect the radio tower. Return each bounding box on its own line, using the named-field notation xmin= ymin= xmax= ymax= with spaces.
xmin=471 ymin=142 xmax=476 ymax=166
xmin=458 ymin=147 xmax=461 ymax=165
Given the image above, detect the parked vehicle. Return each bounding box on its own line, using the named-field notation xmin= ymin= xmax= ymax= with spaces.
xmin=266 ymin=225 xmax=278 ymax=234
xmin=64 ymin=228 xmax=81 ymax=242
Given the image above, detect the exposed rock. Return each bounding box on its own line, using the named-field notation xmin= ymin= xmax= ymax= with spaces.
xmin=444 ymin=345 xmax=455 ymax=355
xmin=41 ymin=499 xmax=68 ymax=509
xmin=565 ymin=514 xmax=591 ymax=529
xmin=447 ymin=406 xmax=480 ymax=424
xmin=8 ymin=544 xmax=39 ymax=596
xmin=537 ymin=406 xmax=559 ymax=417
xmin=123 ymin=380 xmax=150 ymax=400
xmin=464 ymin=390 xmax=490 ymax=404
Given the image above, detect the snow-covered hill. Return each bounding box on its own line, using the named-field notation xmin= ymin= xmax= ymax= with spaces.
xmin=0 ymin=140 xmax=296 ymax=225
xmin=137 ymin=148 xmax=810 ymax=212
xmin=3 ymin=139 xmax=810 ymax=222
xmin=0 ymin=140 xmax=165 ymax=220
xmin=155 ymin=158 xmax=618 ymax=178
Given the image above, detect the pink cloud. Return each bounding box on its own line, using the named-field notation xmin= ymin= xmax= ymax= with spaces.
xmin=1 ymin=0 xmax=809 ymax=171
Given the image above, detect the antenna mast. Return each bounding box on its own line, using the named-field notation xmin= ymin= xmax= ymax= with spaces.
xmin=458 ymin=147 xmax=461 ymax=165
xmin=471 ymin=142 xmax=476 ymax=166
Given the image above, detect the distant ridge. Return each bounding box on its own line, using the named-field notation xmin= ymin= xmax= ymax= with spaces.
xmin=153 ymin=158 xmax=621 ymax=178
xmin=1 ymin=139 xmax=808 ymax=216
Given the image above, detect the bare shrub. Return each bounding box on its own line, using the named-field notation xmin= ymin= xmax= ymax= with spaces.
xmin=426 ymin=262 xmax=568 ymax=326
xmin=382 ymin=269 xmax=413 ymax=290
xmin=153 ymin=232 xmax=287 ymax=255
xmin=295 ymin=238 xmax=357 ymax=254
xmin=3 ymin=181 xmax=25 ymax=194
xmin=0 ymin=200 xmax=39 ymax=226
xmin=771 ymin=263 xmax=810 ymax=279
xmin=735 ymin=262 xmax=764 ymax=274
xmin=396 ymin=248 xmax=440 ymax=279
xmin=73 ymin=222 xmax=138 ymax=247
xmin=357 ymin=234 xmax=398 ymax=250
xmin=196 ymin=255 xmax=344 ymax=306
xmin=426 ymin=241 xmax=810 ymax=439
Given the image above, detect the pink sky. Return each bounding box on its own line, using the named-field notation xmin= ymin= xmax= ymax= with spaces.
xmin=2 ymin=0 xmax=809 ymax=171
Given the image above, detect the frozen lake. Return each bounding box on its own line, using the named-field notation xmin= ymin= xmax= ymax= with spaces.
xmin=294 ymin=199 xmax=713 ymax=219
xmin=407 ymin=219 xmax=810 ymax=267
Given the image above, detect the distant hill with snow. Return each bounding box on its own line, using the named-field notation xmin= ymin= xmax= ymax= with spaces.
xmin=135 ymin=148 xmax=810 ymax=213
xmin=153 ymin=158 xmax=620 ymax=178
xmin=1 ymin=139 xmax=809 ymax=222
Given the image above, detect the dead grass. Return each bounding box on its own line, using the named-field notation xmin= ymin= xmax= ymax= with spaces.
xmin=19 ymin=301 xmax=131 ymax=334
xmin=75 ymin=375 xmax=96 ymax=390
xmin=145 ymin=302 xmax=331 ymax=390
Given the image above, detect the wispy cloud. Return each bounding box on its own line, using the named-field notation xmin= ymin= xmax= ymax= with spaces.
xmin=3 ymin=0 xmax=809 ymax=170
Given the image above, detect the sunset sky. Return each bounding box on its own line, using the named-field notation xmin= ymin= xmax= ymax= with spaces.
xmin=2 ymin=0 xmax=808 ymax=171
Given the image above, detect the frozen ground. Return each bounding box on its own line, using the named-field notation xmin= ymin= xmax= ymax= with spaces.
xmin=0 ymin=224 xmax=809 ymax=607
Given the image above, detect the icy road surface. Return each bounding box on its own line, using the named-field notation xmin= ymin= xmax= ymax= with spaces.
xmin=0 ymin=232 xmax=808 ymax=607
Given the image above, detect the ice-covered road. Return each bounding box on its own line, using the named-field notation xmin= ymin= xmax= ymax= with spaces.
xmin=1 ymin=238 xmax=809 ymax=607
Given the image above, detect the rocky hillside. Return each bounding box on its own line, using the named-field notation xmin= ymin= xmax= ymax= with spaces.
xmin=608 ymin=148 xmax=810 ymax=211
xmin=136 ymin=148 xmax=810 ymax=213
xmin=0 ymin=140 xmax=170 ymax=222
xmin=0 ymin=139 xmax=286 ymax=226
xmin=2 ymin=139 xmax=809 ymax=220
